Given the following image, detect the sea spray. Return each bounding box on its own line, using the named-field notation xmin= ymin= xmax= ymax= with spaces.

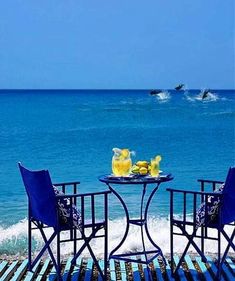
xmin=0 ymin=216 xmax=234 ymax=258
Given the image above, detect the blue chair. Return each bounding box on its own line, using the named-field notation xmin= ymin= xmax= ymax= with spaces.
xmin=19 ymin=163 xmax=110 ymax=280
xmin=167 ymin=167 xmax=235 ymax=280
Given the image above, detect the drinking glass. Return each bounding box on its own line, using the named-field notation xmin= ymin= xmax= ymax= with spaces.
xmin=150 ymin=158 xmax=160 ymax=177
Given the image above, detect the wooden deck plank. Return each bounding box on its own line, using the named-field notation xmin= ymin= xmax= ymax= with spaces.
xmin=153 ymin=258 xmax=164 ymax=281
xmin=226 ymin=257 xmax=235 ymax=274
xmin=222 ymin=261 xmax=234 ymax=280
xmin=195 ymin=257 xmax=213 ymax=281
xmin=71 ymin=258 xmax=82 ymax=281
xmin=184 ymin=255 xmax=200 ymax=281
xmin=35 ymin=259 xmax=51 ymax=281
xmin=109 ymin=259 xmax=117 ymax=281
xmin=164 ymin=259 xmax=175 ymax=281
xmin=62 ymin=257 xmax=73 ymax=281
xmin=205 ymin=256 xmax=225 ymax=281
xmin=0 ymin=261 xmax=8 ymax=277
xmin=24 ymin=259 xmax=41 ymax=281
xmin=11 ymin=259 xmax=28 ymax=281
xmin=46 ymin=265 xmax=57 ymax=281
xmin=0 ymin=260 xmax=18 ymax=281
xmin=173 ymin=255 xmax=187 ymax=281
xmin=1 ymin=254 xmax=235 ymax=280
xmin=119 ymin=260 xmax=127 ymax=281
xmin=131 ymin=262 xmax=141 ymax=281
xmin=84 ymin=258 xmax=93 ymax=281
xmin=97 ymin=259 xmax=104 ymax=281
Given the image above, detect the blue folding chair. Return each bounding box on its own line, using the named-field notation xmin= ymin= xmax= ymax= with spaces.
xmin=167 ymin=167 xmax=235 ymax=280
xmin=19 ymin=163 xmax=110 ymax=280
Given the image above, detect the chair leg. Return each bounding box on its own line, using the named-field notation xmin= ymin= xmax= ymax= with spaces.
xmin=28 ymin=218 xmax=32 ymax=271
xmin=170 ymin=223 xmax=174 ymax=276
xmin=57 ymin=232 xmax=62 ymax=281
xmin=216 ymin=230 xmax=222 ymax=280
xmin=104 ymin=224 xmax=108 ymax=280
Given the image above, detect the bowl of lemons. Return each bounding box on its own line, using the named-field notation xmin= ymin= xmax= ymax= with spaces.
xmin=131 ymin=155 xmax=162 ymax=177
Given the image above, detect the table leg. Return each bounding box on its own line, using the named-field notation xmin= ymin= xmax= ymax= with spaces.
xmin=108 ymin=183 xmax=130 ymax=258
xmin=144 ymin=183 xmax=166 ymax=265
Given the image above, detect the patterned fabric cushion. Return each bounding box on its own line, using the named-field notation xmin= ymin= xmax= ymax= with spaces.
xmin=53 ymin=186 xmax=82 ymax=231
xmin=196 ymin=184 xmax=224 ymax=228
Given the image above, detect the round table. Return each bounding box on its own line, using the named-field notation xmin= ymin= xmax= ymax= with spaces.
xmin=99 ymin=173 xmax=173 ymax=266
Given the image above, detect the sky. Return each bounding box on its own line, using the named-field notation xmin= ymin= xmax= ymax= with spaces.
xmin=0 ymin=0 xmax=234 ymax=89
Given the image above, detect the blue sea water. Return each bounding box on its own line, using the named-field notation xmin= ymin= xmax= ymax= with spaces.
xmin=0 ymin=89 xmax=234 ymax=256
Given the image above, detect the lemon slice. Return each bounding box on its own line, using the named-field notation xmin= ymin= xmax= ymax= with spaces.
xmin=155 ymin=155 xmax=162 ymax=162
xmin=121 ymin=149 xmax=130 ymax=158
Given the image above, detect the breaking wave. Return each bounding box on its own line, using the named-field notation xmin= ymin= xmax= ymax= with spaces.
xmin=0 ymin=217 xmax=234 ymax=259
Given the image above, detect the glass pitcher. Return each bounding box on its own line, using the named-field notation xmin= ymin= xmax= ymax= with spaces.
xmin=112 ymin=148 xmax=132 ymax=176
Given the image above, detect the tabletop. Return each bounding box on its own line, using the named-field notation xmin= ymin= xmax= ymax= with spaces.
xmin=99 ymin=173 xmax=173 ymax=185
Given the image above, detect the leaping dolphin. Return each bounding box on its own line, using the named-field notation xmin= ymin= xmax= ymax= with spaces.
xmin=175 ymin=84 xmax=185 ymax=91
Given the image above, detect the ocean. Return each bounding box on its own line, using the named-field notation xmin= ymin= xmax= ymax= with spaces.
xmin=0 ymin=89 xmax=234 ymax=257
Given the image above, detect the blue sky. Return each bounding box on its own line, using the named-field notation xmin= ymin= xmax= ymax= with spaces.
xmin=0 ymin=0 xmax=234 ymax=89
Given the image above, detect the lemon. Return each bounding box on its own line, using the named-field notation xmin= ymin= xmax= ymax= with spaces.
xmin=139 ymin=167 xmax=148 ymax=175
xmin=131 ymin=165 xmax=140 ymax=174
xmin=155 ymin=155 xmax=162 ymax=162
xmin=136 ymin=161 xmax=149 ymax=168
xmin=121 ymin=149 xmax=130 ymax=158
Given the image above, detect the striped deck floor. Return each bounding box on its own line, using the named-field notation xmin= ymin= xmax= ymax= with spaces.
xmin=0 ymin=255 xmax=235 ymax=281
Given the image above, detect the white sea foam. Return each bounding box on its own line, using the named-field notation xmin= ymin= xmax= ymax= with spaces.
xmin=155 ymin=91 xmax=171 ymax=103
xmin=0 ymin=217 xmax=234 ymax=258
xmin=185 ymin=91 xmax=219 ymax=102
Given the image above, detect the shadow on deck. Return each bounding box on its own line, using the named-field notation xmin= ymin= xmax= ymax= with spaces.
xmin=0 ymin=255 xmax=235 ymax=280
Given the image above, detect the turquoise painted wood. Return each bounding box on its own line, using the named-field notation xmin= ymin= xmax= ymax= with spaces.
xmin=11 ymin=259 xmax=28 ymax=281
xmin=119 ymin=260 xmax=127 ymax=281
xmin=153 ymin=258 xmax=164 ymax=281
xmin=184 ymin=255 xmax=200 ymax=281
xmin=226 ymin=257 xmax=235 ymax=274
xmin=46 ymin=265 xmax=57 ymax=281
xmin=173 ymin=255 xmax=187 ymax=281
xmin=0 ymin=261 xmax=8 ymax=276
xmin=109 ymin=259 xmax=116 ymax=281
xmin=97 ymin=259 xmax=104 ymax=281
xmin=0 ymin=260 xmax=18 ymax=281
xmin=24 ymin=259 xmax=41 ymax=281
xmin=131 ymin=261 xmax=141 ymax=281
xmin=164 ymin=259 xmax=175 ymax=281
xmin=0 ymin=255 xmax=235 ymax=280
xmin=205 ymin=256 xmax=225 ymax=281
xmin=195 ymin=257 xmax=213 ymax=281
xmin=84 ymin=259 xmax=93 ymax=281
xmin=35 ymin=259 xmax=51 ymax=281
xmin=71 ymin=258 xmax=82 ymax=281
xmin=62 ymin=257 xmax=73 ymax=281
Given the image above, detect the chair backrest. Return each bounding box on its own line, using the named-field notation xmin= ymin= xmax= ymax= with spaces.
xmin=19 ymin=163 xmax=58 ymax=227
xmin=221 ymin=167 xmax=235 ymax=225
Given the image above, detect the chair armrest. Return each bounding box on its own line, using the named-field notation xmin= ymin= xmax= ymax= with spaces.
xmin=197 ymin=179 xmax=224 ymax=184
xmin=53 ymin=181 xmax=81 ymax=186
xmin=166 ymin=188 xmax=221 ymax=197
xmin=53 ymin=181 xmax=81 ymax=194
xmin=197 ymin=179 xmax=224 ymax=192
xmin=55 ymin=190 xmax=111 ymax=199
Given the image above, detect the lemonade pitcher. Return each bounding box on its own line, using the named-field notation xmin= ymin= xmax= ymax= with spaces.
xmin=112 ymin=148 xmax=132 ymax=176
